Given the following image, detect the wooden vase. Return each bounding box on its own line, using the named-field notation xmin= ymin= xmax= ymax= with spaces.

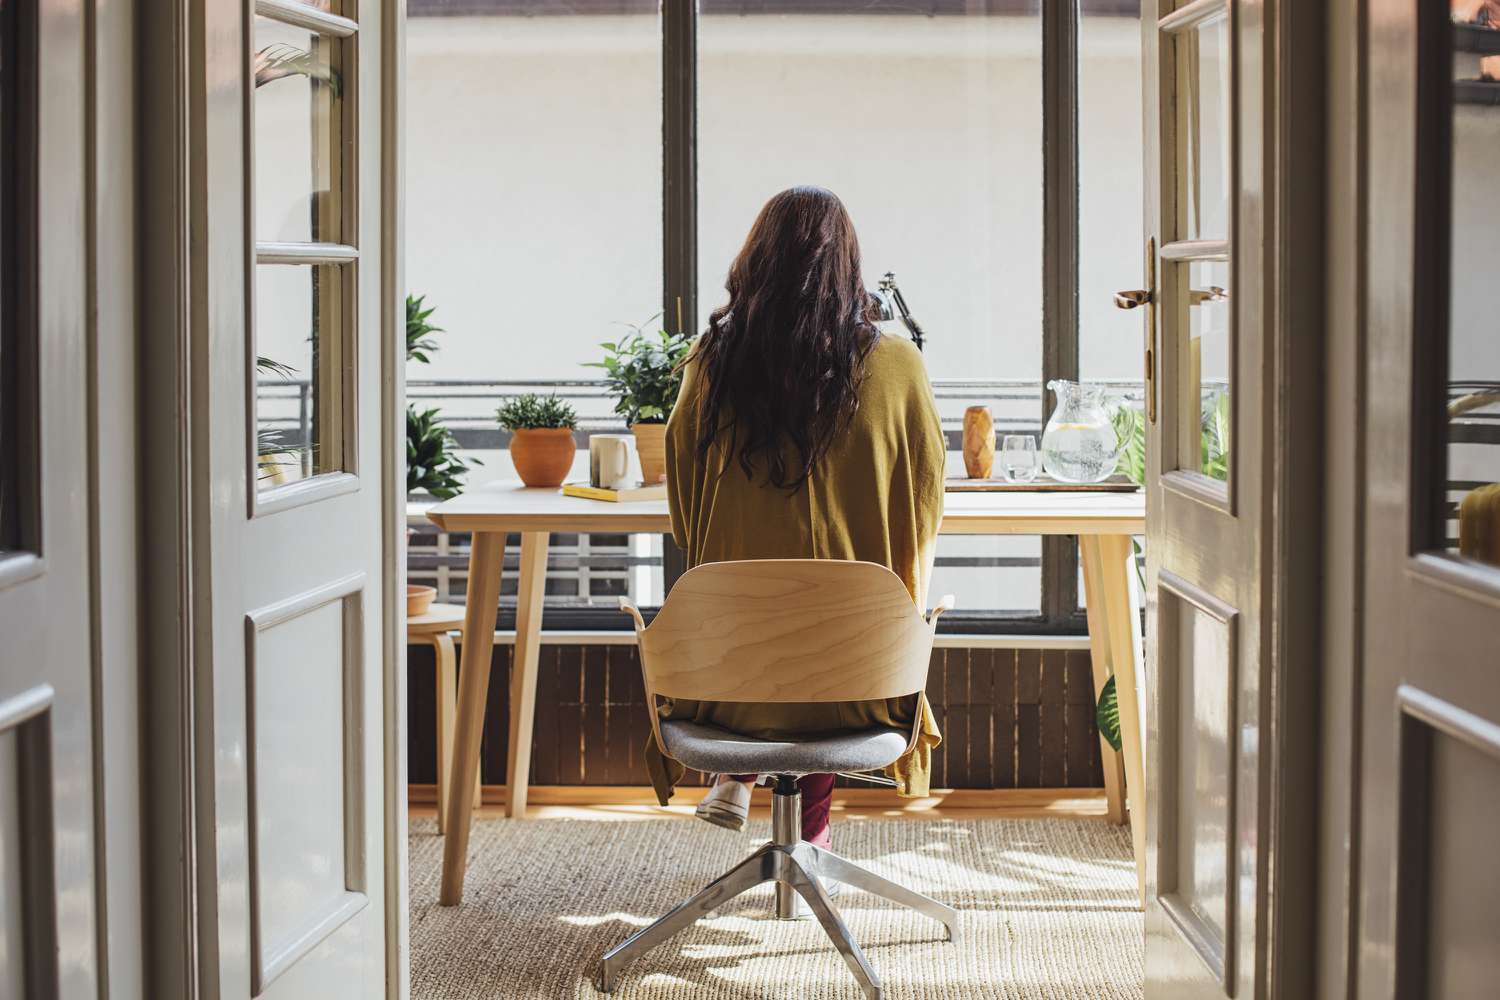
xmin=631 ymin=423 xmax=668 ymax=484
xmin=509 ymin=427 xmax=576 ymax=488
xmin=963 ymin=406 xmax=995 ymax=479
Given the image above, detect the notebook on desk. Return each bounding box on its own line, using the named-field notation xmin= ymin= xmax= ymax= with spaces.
xmin=561 ymin=481 xmax=668 ymax=502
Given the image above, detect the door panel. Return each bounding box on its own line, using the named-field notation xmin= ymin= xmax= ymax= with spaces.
xmin=0 ymin=0 xmax=98 ymax=996
xmin=1141 ymin=1 xmax=1266 ymax=997
xmin=1361 ymin=2 xmax=1500 ymax=995
xmin=195 ymin=0 xmax=392 ymax=997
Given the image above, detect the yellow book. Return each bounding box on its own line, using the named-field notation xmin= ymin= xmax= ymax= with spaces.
xmin=561 ymin=481 xmax=667 ymax=503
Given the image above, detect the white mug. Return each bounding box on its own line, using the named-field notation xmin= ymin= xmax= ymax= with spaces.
xmin=589 ymin=434 xmax=634 ymax=489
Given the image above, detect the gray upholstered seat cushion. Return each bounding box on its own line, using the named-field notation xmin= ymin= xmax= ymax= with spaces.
xmin=658 ymin=719 xmax=911 ymax=776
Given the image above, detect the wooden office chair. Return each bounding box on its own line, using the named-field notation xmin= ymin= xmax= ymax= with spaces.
xmin=596 ymin=560 xmax=959 ymax=1000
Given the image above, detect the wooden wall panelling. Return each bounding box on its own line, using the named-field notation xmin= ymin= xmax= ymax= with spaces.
xmin=1016 ymin=649 xmax=1044 ymax=786
xmin=967 ymin=648 xmax=996 ymax=788
xmin=1064 ymin=648 xmax=1102 ymax=788
xmin=994 ymin=648 xmax=1018 ymax=789
xmin=581 ymin=645 xmax=608 ymax=784
xmin=532 ymin=646 xmax=560 ymax=786
xmin=407 ymin=643 xmax=1105 ymax=792
xmin=1041 ymin=648 xmax=1068 ymax=786
xmin=556 ymin=645 xmax=585 ymax=784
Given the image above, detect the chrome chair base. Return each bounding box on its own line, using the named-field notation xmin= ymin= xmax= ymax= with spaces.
xmin=594 ymin=784 xmax=959 ymax=1000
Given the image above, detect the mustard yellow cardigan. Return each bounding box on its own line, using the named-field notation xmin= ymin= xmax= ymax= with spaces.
xmin=644 ymin=334 xmax=947 ymax=803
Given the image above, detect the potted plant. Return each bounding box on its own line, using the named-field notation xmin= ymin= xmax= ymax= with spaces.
xmin=407 ymin=405 xmax=474 ymax=500
xmin=404 ymin=293 xmax=478 ymax=499
xmin=497 ymin=393 xmax=578 ymax=488
xmin=587 ymin=324 xmax=692 ymax=484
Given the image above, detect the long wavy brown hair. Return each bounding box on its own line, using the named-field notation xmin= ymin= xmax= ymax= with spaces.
xmin=693 ymin=186 xmax=880 ymax=489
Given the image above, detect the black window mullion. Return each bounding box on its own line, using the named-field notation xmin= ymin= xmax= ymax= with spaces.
xmin=661 ymin=0 xmax=696 ymax=597
xmin=1041 ymin=0 xmax=1082 ymax=625
xmin=662 ymin=0 xmax=696 ymax=341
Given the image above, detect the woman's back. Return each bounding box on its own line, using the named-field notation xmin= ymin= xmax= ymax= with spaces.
xmin=645 ymin=184 xmax=945 ymax=810
xmin=666 ymin=334 xmax=946 ymax=604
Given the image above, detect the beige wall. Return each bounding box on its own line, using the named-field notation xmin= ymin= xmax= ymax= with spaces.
xmin=404 ymin=13 xmax=1146 ymax=387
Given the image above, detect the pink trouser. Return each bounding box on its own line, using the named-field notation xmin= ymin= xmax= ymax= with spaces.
xmin=729 ymin=773 xmax=835 ymax=848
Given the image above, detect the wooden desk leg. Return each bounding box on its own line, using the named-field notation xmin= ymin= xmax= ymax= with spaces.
xmin=1079 ymin=550 xmax=1128 ymax=826
xmin=433 ymin=633 xmax=455 ymax=835
xmin=439 ymin=531 xmax=505 ymax=907
xmin=504 ymin=531 xmax=550 ymax=819
xmin=1080 ymin=534 xmax=1148 ymax=907
xmin=431 ymin=631 xmax=479 ymax=835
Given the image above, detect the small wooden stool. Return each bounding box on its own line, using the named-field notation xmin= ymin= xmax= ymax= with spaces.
xmin=408 ymin=602 xmax=481 ymax=832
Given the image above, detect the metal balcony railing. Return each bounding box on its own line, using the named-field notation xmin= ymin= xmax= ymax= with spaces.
xmin=257 ymin=376 xmax=1500 ymax=612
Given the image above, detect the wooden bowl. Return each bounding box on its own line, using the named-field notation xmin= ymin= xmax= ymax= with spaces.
xmin=407 ymin=584 xmax=437 ymax=618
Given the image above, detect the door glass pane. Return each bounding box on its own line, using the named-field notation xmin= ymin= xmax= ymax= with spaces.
xmin=1443 ymin=7 xmax=1500 ymax=567
xmin=1179 ymin=259 xmax=1230 ymax=482
xmin=0 ymin=0 xmax=34 ymax=556
xmin=253 ymin=16 xmax=343 ymax=245
xmin=255 ymin=264 xmax=345 ymax=487
xmin=1080 ymin=1 xmax=1146 ymax=385
xmin=699 ymin=0 xmax=1045 ymax=613
xmin=1179 ymin=11 xmax=1230 ymax=241
xmin=1 ymin=0 xmax=12 ymax=550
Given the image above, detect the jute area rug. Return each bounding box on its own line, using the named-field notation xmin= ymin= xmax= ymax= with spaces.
xmin=409 ymin=815 xmax=1142 ymax=999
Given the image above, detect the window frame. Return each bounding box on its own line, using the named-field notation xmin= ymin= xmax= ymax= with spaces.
xmin=0 ymin=0 xmax=42 ymax=575
xmin=399 ymin=1 xmax=1134 ymax=634
xmin=655 ymin=1 xmax=1100 ymax=636
xmin=245 ymin=0 xmax=363 ymax=518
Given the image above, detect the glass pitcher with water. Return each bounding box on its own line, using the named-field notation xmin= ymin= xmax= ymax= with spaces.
xmin=1040 ymin=380 xmax=1120 ymax=484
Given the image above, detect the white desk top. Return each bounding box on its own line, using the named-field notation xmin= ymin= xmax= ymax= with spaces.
xmin=424 ymin=480 xmax=1144 ymax=536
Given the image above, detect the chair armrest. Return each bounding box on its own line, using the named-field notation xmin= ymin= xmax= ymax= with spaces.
xmin=925 ymin=594 xmax=955 ymax=625
xmin=618 ymin=596 xmax=646 ymax=631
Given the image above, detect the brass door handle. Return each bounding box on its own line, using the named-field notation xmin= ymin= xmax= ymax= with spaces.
xmin=1189 ymin=285 xmax=1228 ymax=305
xmin=1115 ymin=289 xmax=1152 ymax=310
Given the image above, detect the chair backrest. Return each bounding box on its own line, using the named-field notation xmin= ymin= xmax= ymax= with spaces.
xmin=636 ymin=559 xmax=936 ymax=703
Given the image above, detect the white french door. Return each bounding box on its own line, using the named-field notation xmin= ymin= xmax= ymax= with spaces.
xmin=1136 ymin=1 xmax=1270 ymax=996
xmin=188 ymin=0 xmax=402 ymax=997
xmin=0 ymin=0 xmax=98 ymax=995
xmin=1357 ymin=1 xmax=1500 ymax=994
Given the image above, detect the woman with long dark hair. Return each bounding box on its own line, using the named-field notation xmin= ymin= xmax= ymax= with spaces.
xmin=647 ymin=186 xmax=945 ymax=851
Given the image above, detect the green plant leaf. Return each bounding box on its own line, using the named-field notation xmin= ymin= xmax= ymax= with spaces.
xmin=587 ymin=320 xmax=692 ymax=425
xmin=406 ymin=403 xmax=478 ymax=498
xmin=1096 ymin=675 xmax=1122 ymax=752
xmin=496 ymin=393 xmax=578 ymax=431
xmin=406 ymin=293 xmax=444 ymax=365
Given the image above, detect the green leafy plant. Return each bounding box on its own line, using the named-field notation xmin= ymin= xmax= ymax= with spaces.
xmin=496 ymin=393 xmax=578 ymax=431
xmin=1096 ymin=675 xmax=1122 ymax=752
xmin=255 ymin=355 xmax=309 ymax=481
xmin=253 ymin=42 xmax=342 ymax=95
xmin=406 ymin=405 xmax=473 ymax=499
xmin=585 ymin=319 xmax=692 ymax=425
xmin=1112 ymin=401 xmax=1147 ymax=486
xmin=406 ymin=293 xmax=442 ymax=364
xmin=1098 ymin=391 xmax=1231 ymax=745
xmin=403 ymin=292 xmax=477 ymax=496
xmin=1201 ymin=389 xmax=1230 ymax=482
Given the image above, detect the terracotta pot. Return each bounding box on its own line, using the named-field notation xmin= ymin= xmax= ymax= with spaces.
xmin=407 ymin=584 xmax=436 ymax=617
xmin=963 ymin=406 xmax=995 ymax=478
xmin=631 ymin=423 xmax=668 ymax=484
xmin=509 ymin=427 xmax=576 ymax=488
